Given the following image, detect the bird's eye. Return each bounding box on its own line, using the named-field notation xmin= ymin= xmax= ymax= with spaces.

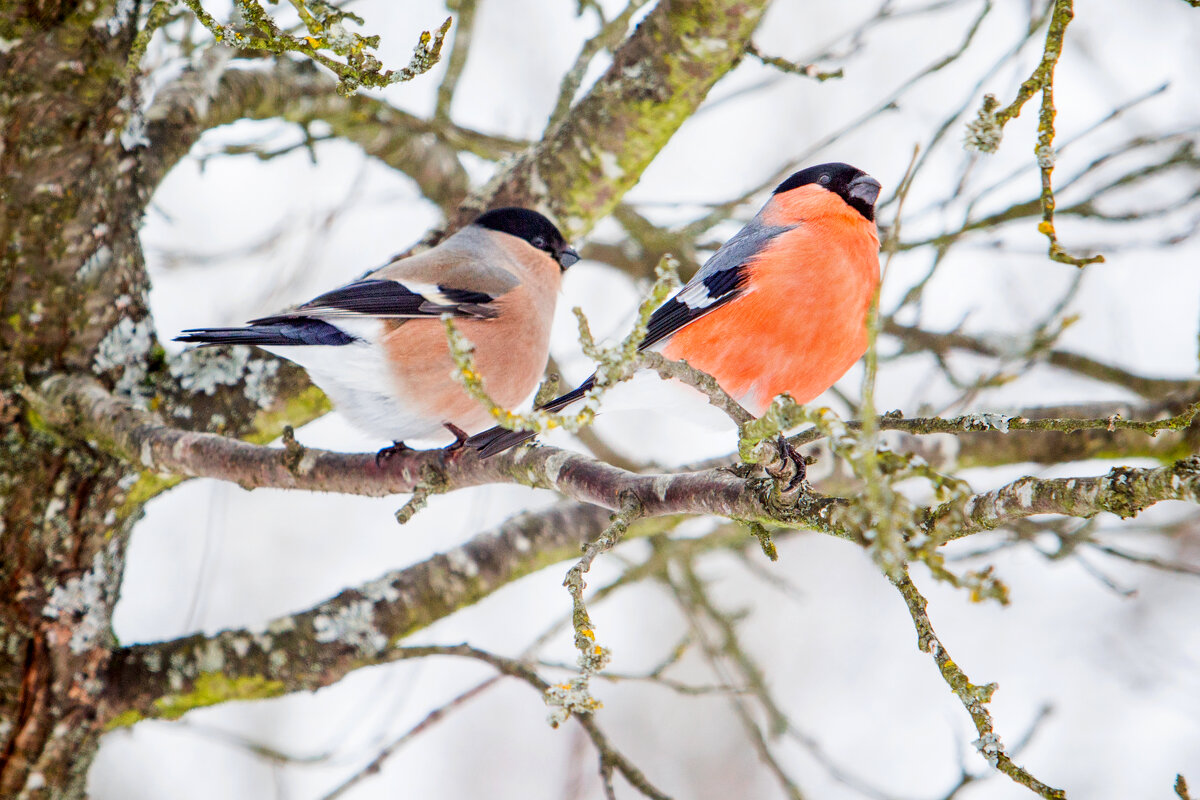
xmin=819 ymin=174 xmax=831 ymax=184
xmin=530 ymin=236 xmax=548 ymax=250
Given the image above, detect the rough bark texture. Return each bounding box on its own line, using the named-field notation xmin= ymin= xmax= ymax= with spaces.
xmin=1 ymin=3 xmax=144 ymax=794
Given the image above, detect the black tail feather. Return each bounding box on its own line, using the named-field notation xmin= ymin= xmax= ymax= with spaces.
xmin=469 ymin=427 xmax=539 ymax=458
xmin=468 ymin=376 xmax=595 ymax=457
xmin=175 ymin=318 xmax=356 ymax=347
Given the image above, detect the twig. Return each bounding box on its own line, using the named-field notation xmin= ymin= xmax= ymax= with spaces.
xmin=892 ymin=569 xmax=1066 ymax=798
xmin=746 ymin=42 xmax=842 ymax=82
xmin=434 ymin=0 xmax=477 ymax=120
xmin=547 ymin=0 xmax=654 ymax=128
xmin=965 ymin=0 xmax=1103 ymax=265
xmin=181 ymin=0 xmax=451 ymax=95
xmin=669 ymin=560 xmax=806 ymax=800
xmin=319 ymin=676 xmax=501 ymax=800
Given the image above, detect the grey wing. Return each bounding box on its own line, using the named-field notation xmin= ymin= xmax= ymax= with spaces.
xmin=639 ymin=219 xmax=791 ymax=350
xmin=249 ymin=279 xmax=502 ymax=324
xmin=251 ymin=234 xmax=522 ymax=324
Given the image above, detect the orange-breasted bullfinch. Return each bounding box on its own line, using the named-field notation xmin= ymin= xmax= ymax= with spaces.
xmin=176 ymin=208 xmax=578 ymax=453
xmin=468 ymin=162 xmax=881 ymax=458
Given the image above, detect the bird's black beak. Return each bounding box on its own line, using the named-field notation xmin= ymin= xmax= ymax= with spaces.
xmin=848 ymin=175 xmax=882 ymax=208
xmin=559 ymin=247 xmax=580 ymax=270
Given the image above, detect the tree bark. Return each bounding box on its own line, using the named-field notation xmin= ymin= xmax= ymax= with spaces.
xmin=1 ymin=2 xmax=145 ymax=794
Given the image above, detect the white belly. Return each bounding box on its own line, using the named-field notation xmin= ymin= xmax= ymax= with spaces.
xmin=264 ymin=342 xmax=446 ymax=443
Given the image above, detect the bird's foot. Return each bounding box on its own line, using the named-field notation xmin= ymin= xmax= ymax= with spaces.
xmin=442 ymin=423 xmax=470 ymax=454
xmin=767 ymin=434 xmax=807 ymax=494
xmin=375 ymin=440 xmax=412 ymax=468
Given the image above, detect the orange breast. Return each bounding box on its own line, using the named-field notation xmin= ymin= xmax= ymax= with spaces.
xmin=662 ymin=203 xmax=879 ymax=414
xmin=379 ymin=239 xmax=562 ymax=434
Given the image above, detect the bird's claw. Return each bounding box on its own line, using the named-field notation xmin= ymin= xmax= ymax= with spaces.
xmin=375 ymin=441 xmax=412 ymax=468
xmin=768 ymin=434 xmax=807 ymax=493
xmin=442 ymin=423 xmax=470 ymax=454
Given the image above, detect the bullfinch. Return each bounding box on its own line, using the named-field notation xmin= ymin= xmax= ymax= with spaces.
xmin=468 ymin=163 xmax=881 ymax=458
xmin=176 ymin=207 xmax=579 ymax=451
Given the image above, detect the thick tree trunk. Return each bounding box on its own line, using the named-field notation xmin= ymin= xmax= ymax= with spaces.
xmin=1 ymin=3 xmax=143 ymax=796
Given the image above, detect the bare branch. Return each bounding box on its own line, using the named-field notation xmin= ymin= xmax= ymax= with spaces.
xmin=434 ymin=0 xmax=478 ymax=121
xmin=547 ymin=0 xmax=655 ymax=129
xmin=142 ymin=58 xmax=474 ymax=213
xmin=746 ymin=41 xmax=842 ymax=82
xmin=928 ymin=458 xmax=1200 ymax=542
xmin=964 ymin=0 xmax=1103 ymax=266
xmin=892 ymin=569 xmax=1066 ymax=798
xmin=884 ymin=319 xmax=1200 ymax=400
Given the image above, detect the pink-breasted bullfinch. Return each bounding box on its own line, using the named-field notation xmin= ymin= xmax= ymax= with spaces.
xmin=468 ymin=163 xmax=881 ymax=458
xmin=177 ymin=208 xmax=578 ymax=452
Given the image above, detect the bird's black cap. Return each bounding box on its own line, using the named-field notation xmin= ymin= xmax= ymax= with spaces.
xmin=474 ymin=207 xmax=579 ymax=269
xmin=773 ymin=162 xmax=881 ymax=222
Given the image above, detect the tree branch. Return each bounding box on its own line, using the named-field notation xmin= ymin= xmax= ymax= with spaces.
xmin=28 ymin=373 xmax=1200 ymax=543
xmin=884 ymin=319 xmax=1199 ymax=400
xmin=926 ymin=458 xmax=1200 ymax=542
xmin=24 ymin=373 xmax=798 ymax=522
xmin=892 ymin=568 xmax=1066 ymax=798
xmin=101 ymin=502 xmax=618 ymax=715
xmin=142 ymin=57 xmax=474 ymax=213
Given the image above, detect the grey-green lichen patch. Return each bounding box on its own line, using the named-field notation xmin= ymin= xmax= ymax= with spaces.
xmin=168 ymin=346 xmax=279 ymax=409
xmin=313 ymin=600 xmax=386 ymax=655
xmin=116 ymin=90 xmax=149 ymax=150
xmin=268 ymin=649 xmax=289 ymax=672
xmin=193 ymin=638 xmax=227 ymax=673
xmin=444 ymin=546 xmax=480 ymax=578
xmin=544 ymin=641 xmax=612 ymax=728
xmin=361 ymin=576 xmax=400 ymax=603
xmin=41 ymin=551 xmax=110 ymax=653
xmin=962 ymin=412 xmax=1013 ymax=433
xmin=93 ymin=316 xmax=154 ymax=404
xmin=964 ymin=94 xmax=1002 ymax=153
xmin=152 ymin=672 xmax=286 ymax=720
xmin=973 ymin=731 xmax=1003 ymax=767
xmin=104 ymin=0 xmax=136 ymax=36
xmin=544 ymin=675 xmax=602 ymax=728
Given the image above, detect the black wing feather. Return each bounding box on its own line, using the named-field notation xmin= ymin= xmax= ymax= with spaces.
xmin=437 ymin=285 xmax=494 ymax=305
xmin=249 ymin=279 xmax=498 ymax=324
xmin=638 ymin=265 xmax=749 ymax=351
xmin=467 ymin=377 xmax=596 ymax=457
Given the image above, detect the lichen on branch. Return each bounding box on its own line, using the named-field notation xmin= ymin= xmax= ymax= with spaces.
xmin=964 ymin=0 xmax=1103 ymax=267
xmin=180 ymin=0 xmax=451 ymax=95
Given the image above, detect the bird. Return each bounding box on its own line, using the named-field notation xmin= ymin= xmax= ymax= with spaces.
xmin=467 ymin=162 xmax=881 ymax=460
xmin=176 ymin=207 xmax=579 ymax=455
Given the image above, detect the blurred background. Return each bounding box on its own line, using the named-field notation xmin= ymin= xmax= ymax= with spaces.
xmin=95 ymin=0 xmax=1200 ymax=797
